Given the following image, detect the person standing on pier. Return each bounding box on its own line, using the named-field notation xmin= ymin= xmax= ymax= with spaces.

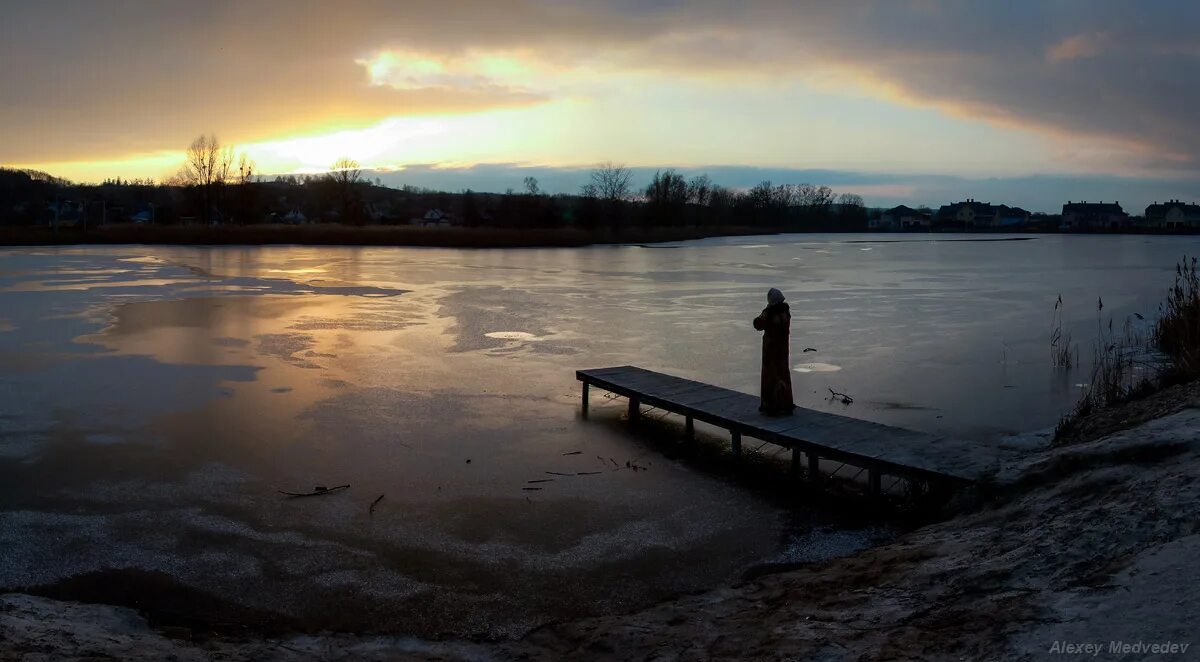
xmin=753 ymin=288 xmax=795 ymax=415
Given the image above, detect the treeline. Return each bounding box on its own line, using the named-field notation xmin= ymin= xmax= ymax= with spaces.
xmin=1 ymin=138 xmax=869 ymax=232
xmin=571 ymin=163 xmax=866 ymax=230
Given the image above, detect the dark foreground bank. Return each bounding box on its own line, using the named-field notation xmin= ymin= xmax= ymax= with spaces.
xmin=0 ymin=224 xmax=767 ymax=249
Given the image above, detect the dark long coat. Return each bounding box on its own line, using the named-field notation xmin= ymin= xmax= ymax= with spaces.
xmin=753 ymin=302 xmax=795 ymax=415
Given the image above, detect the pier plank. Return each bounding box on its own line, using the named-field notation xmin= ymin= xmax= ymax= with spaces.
xmin=577 ymin=366 xmax=998 ymax=484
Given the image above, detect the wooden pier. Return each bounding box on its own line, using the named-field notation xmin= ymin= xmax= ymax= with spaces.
xmin=577 ymin=366 xmax=998 ymax=492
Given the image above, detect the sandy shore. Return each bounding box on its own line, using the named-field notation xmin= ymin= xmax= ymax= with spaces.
xmin=4 ymin=387 xmax=1200 ymax=660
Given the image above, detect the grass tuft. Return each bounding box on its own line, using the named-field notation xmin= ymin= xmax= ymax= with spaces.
xmin=1050 ymin=294 xmax=1076 ymax=368
xmin=1153 ymin=255 xmax=1200 ymax=382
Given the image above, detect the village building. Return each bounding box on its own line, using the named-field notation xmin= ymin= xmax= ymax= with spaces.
xmin=280 ymin=209 xmax=308 ymax=225
xmin=1144 ymin=199 xmax=1200 ymax=230
xmin=1060 ymin=201 xmax=1128 ymax=230
xmin=364 ymin=200 xmax=396 ymax=223
xmin=995 ymin=205 xmax=1032 ymax=228
xmin=412 ymin=208 xmax=453 ymax=227
xmin=872 ymin=205 xmax=932 ymax=230
xmin=44 ymin=200 xmax=85 ymax=228
xmin=935 ymin=199 xmax=1001 ymax=228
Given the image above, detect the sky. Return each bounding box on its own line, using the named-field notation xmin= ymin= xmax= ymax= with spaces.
xmin=2 ymin=0 xmax=1199 ymax=212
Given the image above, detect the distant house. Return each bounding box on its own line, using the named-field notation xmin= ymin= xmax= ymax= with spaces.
xmin=281 ymin=209 xmax=308 ymax=225
xmin=364 ymin=200 xmax=394 ymax=222
xmin=412 ymin=208 xmax=452 ymax=227
xmin=995 ymin=205 xmax=1031 ymax=228
xmin=129 ymin=209 xmax=154 ymax=224
xmin=935 ymin=199 xmax=999 ymax=228
xmin=1061 ymin=201 xmax=1127 ymax=230
xmin=1144 ymin=199 xmax=1200 ymax=230
xmin=868 ymin=210 xmax=896 ymax=230
xmin=45 ymin=200 xmax=85 ymax=228
xmin=872 ymin=205 xmax=931 ymax=230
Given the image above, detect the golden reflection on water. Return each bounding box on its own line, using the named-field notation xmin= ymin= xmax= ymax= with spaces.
xmin=79 ymin=287 xmax=463 ymax=474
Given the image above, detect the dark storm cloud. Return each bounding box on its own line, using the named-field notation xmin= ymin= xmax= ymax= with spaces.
xmin=2 ymin=0 xmax=1199 ymax=173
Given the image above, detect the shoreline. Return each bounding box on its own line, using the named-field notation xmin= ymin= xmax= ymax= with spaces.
xmin=0 ymin=224 xmax=770 ymax=249
xmin=0 ymin=224 xmax=1193 ymax=251
xmin=4 ymin=382 xmax=1199 ymax=659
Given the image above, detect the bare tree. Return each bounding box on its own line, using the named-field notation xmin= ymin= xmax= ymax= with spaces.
xmin=523 ymin=176 xmax=540 ymax=196
xmin=686 ymin=174 xmax=712 ymax=206
xmin=329 ymin=157 xmax=362 ymax=188
xmin=590 ymin=162 xmax=633 ymax=201
xmin=707 ymin=185 xmax=736 ymax=209
xmin=181 ymin=134 xmax=219 ymax=187
xmin=237 ymin=153 xmax=256 ymax=185
xmin=773 ymin=183 xmax=797 ymax=208
xmin=645 ymin=170 xmax=688 ymax=207
xmin=233 ymin=153 xmax=258 ymax=224
xmin=177 ymin=134 xmax=234 ymax=223
xmin=644 ymin=170 xmax=689 ymax=225
xmin=328 ymin=157 xmax=363 ymax=223
xmin=837 ymin=192 xmax=866 ymax=226
xmin=837 ymin=192 xmax=864 ymax=208
xmin=796 ymin=183 xmax=835 ymax=210
xmin=747 ymin=180 xmax=775 ymax=209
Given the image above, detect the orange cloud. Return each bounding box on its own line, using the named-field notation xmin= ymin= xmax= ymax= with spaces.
xmin=1047 ymin=32 xmax=1110 ymax=63
xmin=5 ymin=1 xmax=1200 ymax=180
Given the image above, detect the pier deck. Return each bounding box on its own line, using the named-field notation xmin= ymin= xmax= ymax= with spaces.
xmin=577 ymin=366 xmax=998 ymax=490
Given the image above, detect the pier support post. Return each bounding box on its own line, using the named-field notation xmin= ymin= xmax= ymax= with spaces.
xmin=869 ymin=469 xmax=882 ymax=497
xmin=808 ymin=453 xmax=820 ymax=484
xmin=791 ymin=447 xmax=801 ymax=475
xmin=684 ymin=416 xmax=694 ymax=441
xmin=730 ymin=430 xmax=741 ymax=458
xmin=628 ymin=397 xmax=640 ymax=423
xmin=581 ymin=382 xmax=589 ymax=418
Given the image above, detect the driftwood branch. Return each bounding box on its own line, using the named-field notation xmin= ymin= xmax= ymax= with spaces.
xmin=828 ymin=388 xmax=854 ymax=404
xmin=369 ymin=494 xmax=384 ymax=514
xmin=279 ymin=484 xmax=350 ymax=498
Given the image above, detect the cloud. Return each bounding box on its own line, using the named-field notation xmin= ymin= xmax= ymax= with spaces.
xmin=0 ymin=1 xmax=570 ymax=163
xmin=596 ymin=2 xmax=1200 ymax=172
xmin=3 ymin=1 xmax=1200 ymax=177
xmin=1046 ymin=32 xmax=1110 ymax=63
xmin=355 ymin=50 xmax=549 ymax=100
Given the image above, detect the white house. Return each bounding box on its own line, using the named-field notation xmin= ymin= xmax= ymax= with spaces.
xmin=872 ymin=205 xmax=931 ymax=230
xmin=412 ymin=209 xmax=452 ymax=227
xmin=1144 ymin=200 xmax=1200 ymax=230
xmin=281 ymin=209 xmax=308 ymax=225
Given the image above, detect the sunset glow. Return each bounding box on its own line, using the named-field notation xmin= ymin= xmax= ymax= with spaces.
xmin=4 ymin=4 xmax=1200 ymax=655
xmin=2 ymin=1 xmax=1198 ymax=209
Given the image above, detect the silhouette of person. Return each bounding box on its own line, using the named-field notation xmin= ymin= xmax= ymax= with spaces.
xmin=753 ymin=288 xmax=795 ymax=415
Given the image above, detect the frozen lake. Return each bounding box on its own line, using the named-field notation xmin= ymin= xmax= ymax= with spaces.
xmin=0 ymin=233 xmax=1191 ymax=635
